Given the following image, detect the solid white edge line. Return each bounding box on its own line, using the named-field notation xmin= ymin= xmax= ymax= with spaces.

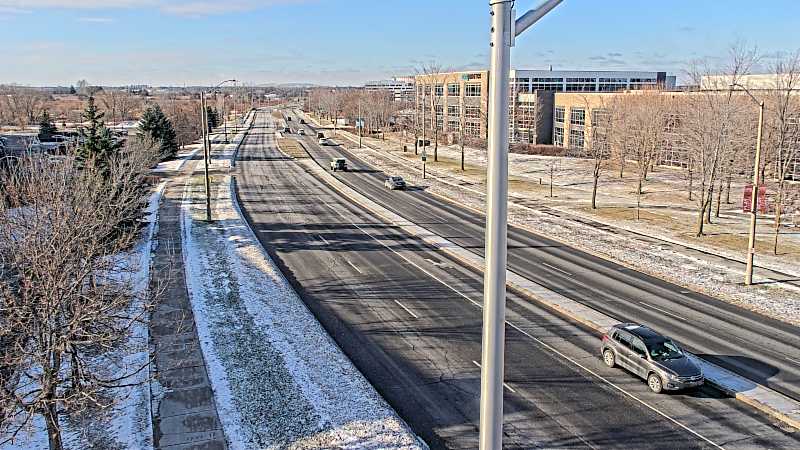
xmin=542 ymin=261 xmax=573 ymax=276
xmin=471 ymin=360 xmax=516 ymax=393
xmin=394 ymin=300 xmax=419 ymax=319
xmin=346 ymin=259 xmax=363 ymax=274
xmin=639 ymin=301 xmax=689 ymax=322
xmin=323 ymin=200 xmax=724 ymax=449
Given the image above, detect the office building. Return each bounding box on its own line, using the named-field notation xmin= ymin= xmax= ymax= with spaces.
xmin=413 ymin=69 xmax=676 ymax=145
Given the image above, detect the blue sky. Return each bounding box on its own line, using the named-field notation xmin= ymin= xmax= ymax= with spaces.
xmin=2 ymin=0 xmax=800 ymax=86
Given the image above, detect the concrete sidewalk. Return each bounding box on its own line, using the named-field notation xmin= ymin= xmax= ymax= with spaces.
xmin=148 ymin=127 xmax=243 ymax=450
xmin=150 ymin=171 xmax=227 ymax=450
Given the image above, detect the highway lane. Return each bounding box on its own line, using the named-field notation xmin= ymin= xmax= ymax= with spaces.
xmin=284 ymin=109 xmax=800 ymax=403
xmin=234 ymin=110 xmax=800 ymax=449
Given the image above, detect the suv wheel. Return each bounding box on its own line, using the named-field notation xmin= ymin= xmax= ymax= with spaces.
xmin=602 ymin=349 xmax=615 ymax=368
xmin=647 ymin=373 xmax=663 ymax=394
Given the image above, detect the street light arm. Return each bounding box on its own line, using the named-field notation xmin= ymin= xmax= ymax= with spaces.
xmin=515 ymin=0 xmax=563 ymax=37
xmin=730 ymin=82 xmax=763 ymax=106
xmin=209 ymin=79 xmax=238 ymax=94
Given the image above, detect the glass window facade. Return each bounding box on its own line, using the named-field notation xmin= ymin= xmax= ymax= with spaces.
xmin=554 ymin=106 xmax=565 ymax=124
xmin=570 ymin=107 xmax=585 ymax=126
xmin=447 ymin=83 xmax=460 ymax=96
xmin=554 ymin=125 xmax=564 ymax=147
xmin=465 ymin=83 xmax=482 ymax=97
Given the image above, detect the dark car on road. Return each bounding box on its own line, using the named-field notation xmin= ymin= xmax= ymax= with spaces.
xmin=384 ymin=176 xmax=406 ymax=190
xmin=601 ymin=323 xmax=703 ymax=393
xmin=330 ymin=158 xmax=347 ymax=171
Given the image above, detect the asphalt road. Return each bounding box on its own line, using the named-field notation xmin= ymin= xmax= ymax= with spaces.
xmin=283 ymin=109 xmax=800 ymax=404
xmin=234 ymin=110 xmax=800 ymax=449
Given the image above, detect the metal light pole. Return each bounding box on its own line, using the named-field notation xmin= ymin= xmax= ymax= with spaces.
xmin=201 ymin=92 xmax=212 ymax=222
xmin=732 ymin=82 xmax=765 ymax=285
xmin=358 ymin=100 xmax=363 ymax=148
xmin=201 ymin=79 xmax=237 ymax=222
xmin=222 ymin=93 xmax=229 ymax=144
xmin=480 ymin=2 xmax=562 ymax=450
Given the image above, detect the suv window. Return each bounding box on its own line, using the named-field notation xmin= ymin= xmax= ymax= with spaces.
xmin=612 ymin=329 xmax=630 ymax=346
xmin=631 ymin=338 xmax=648 ymax=357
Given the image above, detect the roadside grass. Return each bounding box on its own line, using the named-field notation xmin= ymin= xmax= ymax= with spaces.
xmin=580 ymin=205 xmax=800 ymax=258
xmin=277 ymin=138 xmax=308 ymax=159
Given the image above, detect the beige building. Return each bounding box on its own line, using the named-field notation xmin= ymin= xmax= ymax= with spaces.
xmin=414 ymin=69 xmax=675 ymax=145
xmin=414 ymin=70 xmax=490 ymax=142
xmin=552 ymin=90 xmax=800 ymax=181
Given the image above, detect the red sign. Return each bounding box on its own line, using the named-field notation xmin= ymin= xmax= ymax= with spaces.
xmin=742 ymin=185 xmax=769 ymax=213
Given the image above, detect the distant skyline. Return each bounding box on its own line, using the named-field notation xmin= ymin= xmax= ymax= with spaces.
xmin=2 ymin=0 xmax=800 ymax=86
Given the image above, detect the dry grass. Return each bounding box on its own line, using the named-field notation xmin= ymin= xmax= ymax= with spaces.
xmin=277 ymin=138 xmax=308 ymax=159
xmin=580 ymin=205 xmax=800 ymax=259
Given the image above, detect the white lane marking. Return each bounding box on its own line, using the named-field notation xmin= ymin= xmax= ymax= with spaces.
xmin=542 ymin=262 xmax=572 ymax=276
xmin=472 ymin=360 xmax=516 ymax=393
xmin=318 ymin=234 xmax=330 ymax=245
xmin=639 ymin=301 xmax=689 ymax=322
xmin=347 ymin=259 xmax=363 ymax=274
xmin=319 ymin=183 xmax=724 ymax=450
xmin=425 ymin=258 xmax=444 ymax=267
xmin=394 ymin=300 xmax=419 ymax=319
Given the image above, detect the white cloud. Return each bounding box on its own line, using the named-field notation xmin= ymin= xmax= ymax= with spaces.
xmin=0 ymin=0 xmax=311 ymax=16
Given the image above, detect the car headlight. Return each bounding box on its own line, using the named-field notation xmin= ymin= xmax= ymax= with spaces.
xmin=664 ymin=372 xmax=679 ymax=381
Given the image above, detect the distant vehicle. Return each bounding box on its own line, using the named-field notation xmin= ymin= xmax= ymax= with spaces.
xmin=601 ymin=323 xmax=703 ymax=393
xmin=317 ymin=132 xmax=325 ymax=138
xmin=297 ymin=129 xmax=306 ymax=135
xmin=384 ymin=176 xmax=406 ymax=190
xmin=300 ymin=119 xmax=306 ymax=124
xmin=319 ymin=137 xmax=334 ymax=146
xmin=330 ymin=158 xmax=347 ymax=171
xmin=283 ymin=127 xmax=291 ymax=133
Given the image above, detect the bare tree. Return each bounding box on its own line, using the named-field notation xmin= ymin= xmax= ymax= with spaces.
xmin=416 ymin=63 xmax=449 ymax=162
xmin=0 ymin=138 xmax=161 ymax=450
xmin=609 ymin=90 xmax=672 ymax=220
xmin=683 ymin=44 xmax=758 ymax=236
xmin=587 ymin=99 xmax=612 ymax=209
xmin=0 ymin=86 xmax=48 ymax=129
xmin=763 ymin=50 xmax=800 ymax=254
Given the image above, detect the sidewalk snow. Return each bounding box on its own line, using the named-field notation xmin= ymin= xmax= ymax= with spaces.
xmin=151 ymin=145 xmax=202 ymax=173
xmin=0 ymin=182 xmax=165 ymax=450
xmin=179 ymin=132 xmax=422 ymax=449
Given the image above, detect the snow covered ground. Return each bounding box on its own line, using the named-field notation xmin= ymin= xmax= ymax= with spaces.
xmin=0 ymin=183 xmax=165 ymax=450
xmin=178 ymin=135 xmax=423 ymax=448
xmin=150 ymin=145 xmax=202 ymax=173
xmin=317 ymin=124 xmax=800 ymax=327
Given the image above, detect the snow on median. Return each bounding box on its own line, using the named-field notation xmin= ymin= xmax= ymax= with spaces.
xmin=180 ymin=172 xmax=423 ymax=449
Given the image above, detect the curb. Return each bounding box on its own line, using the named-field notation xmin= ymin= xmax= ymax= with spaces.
xmin=291 ymin=134 xmax=800 ymax=432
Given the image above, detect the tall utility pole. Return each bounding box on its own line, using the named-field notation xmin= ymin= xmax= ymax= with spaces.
xmin=201 ymin=79 xmax=237 ymax=222
xmin=421 ymin=82 xmax=427 ymax=164
xmin=201 ymin=92 xmax=212 ymax=222
xmin=731 ymin=82 xmax=766 ymax=285
xmin=481 ymin=2 xmax=563 ymax=450
xmin=358 ymin=100 xmax=363 ymax=148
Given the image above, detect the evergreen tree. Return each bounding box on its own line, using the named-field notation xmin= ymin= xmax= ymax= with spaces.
xmin=69 ymin=85 xmax=77 ymax=95
xmin=38 ymin=110 xmax=58 ymax=142
xmin=206 ymin=106 xmax=219 ymax=129
xmin=76 ymin=96 xmax=121 ymax=172
xmin=138 ymin=104 xmax=178 ymax=159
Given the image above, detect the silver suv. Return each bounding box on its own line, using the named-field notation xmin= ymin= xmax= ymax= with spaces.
xmin=601 ymin=323 xmax=703 ymax=393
